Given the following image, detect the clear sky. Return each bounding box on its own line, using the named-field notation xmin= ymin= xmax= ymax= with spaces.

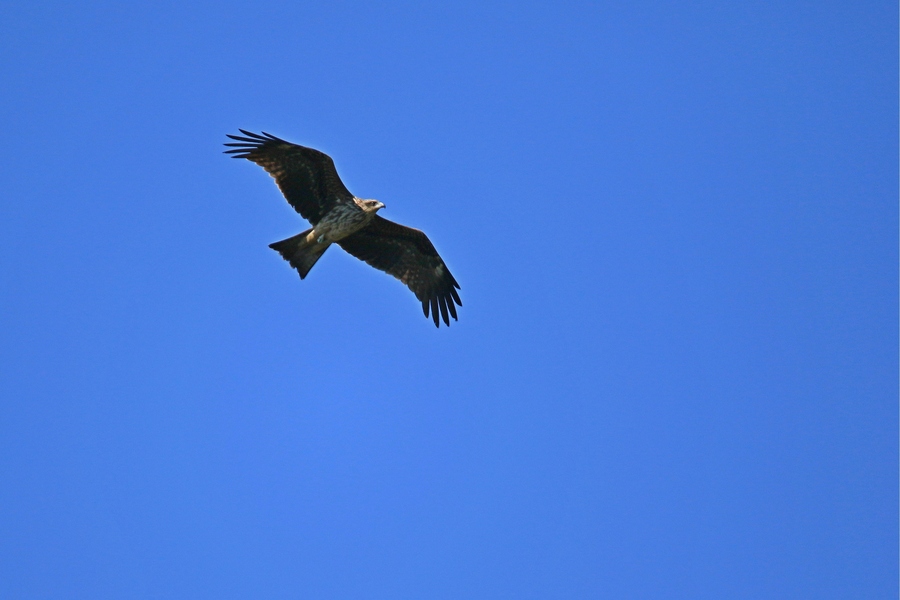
xmin=0 ymin=1 xmax=896 ymax=598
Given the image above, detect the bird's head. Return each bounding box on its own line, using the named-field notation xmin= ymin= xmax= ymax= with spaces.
xmin=360 ymin=199 xmax=386 ymax=213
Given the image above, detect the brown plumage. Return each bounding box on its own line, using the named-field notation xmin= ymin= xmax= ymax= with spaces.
xmin=224 ymin=130 xmax=462 ymax=327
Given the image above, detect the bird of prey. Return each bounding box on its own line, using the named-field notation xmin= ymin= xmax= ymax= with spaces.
xmin=224 ymin=130 xmax=462 ymax=327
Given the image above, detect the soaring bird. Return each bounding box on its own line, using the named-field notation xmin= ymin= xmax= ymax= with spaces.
xmin=224 ymin=130 xmax=462 ymax=327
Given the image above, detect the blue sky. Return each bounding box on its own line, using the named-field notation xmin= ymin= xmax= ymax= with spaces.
xmin=0 ymin=1 xmax=896 ymax=598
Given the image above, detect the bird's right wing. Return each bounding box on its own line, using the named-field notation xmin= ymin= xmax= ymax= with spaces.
xmin=224 ymin=130 xmax=353 ymax=224
xmin=338 ymin=216 xmax=462 ymax=327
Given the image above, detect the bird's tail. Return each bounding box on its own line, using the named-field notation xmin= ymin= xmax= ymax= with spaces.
xmin=269 ymin=229 xmax=330 ymax=279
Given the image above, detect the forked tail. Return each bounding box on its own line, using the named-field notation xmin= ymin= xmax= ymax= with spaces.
xmin=269 ymin=229 xmax=330 ymax=279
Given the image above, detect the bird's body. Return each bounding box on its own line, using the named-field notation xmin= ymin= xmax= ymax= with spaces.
xmin=224 ymin=130 xmax=462 ymax=327
xmin=312 ymin=198 xmax=384 ymax=244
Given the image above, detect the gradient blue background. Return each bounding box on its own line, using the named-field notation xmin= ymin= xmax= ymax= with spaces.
xmin=1 ymin=2 xmax=896 ymax=598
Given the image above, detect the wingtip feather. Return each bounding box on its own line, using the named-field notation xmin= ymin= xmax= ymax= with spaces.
xmin=438 ymin=296 xmax=449 ymax=326
xmin=238 ymin=129 xmax=265 ymax=139
xmin=447 ymin=298 xmax=458 ymax=320
xmin=430 ymin=297 xmax=439 ymax=327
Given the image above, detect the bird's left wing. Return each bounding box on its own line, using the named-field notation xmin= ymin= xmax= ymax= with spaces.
xmin=224 ymin=130 xmax=353 ymax=224
xmin=337 ymin=216 xmax=462 ymax=327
